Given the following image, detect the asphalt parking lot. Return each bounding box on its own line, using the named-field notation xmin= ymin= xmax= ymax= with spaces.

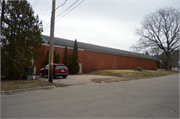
xmin=36 ymin=74 xmax=115 ymax=85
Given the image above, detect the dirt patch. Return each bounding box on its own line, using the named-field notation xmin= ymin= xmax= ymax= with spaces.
xmin=91 ymin=77 xmax=132 ymax=83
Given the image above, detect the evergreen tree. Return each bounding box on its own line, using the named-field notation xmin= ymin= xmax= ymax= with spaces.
xmin=43 ymin=50 xmax=60 ymax=65
xmin=68 ymin=54 xmax=72 ymax=74
xmin=71 ymin=39 xmax=80 ymax=74
xmin=55 ymin=53 xmax=60 ymax=63
xmin=1 ymin=0 xmax=44 ymax=79
xmin=145 ymin=52 xmax=149 ymax=56
xmin=63 ymin=46 xmax=69 ymax=66
xmin=53 ymin=51 xmax=56 ymax=63
xmin=43 ymin=50 xmax=49 ymax=66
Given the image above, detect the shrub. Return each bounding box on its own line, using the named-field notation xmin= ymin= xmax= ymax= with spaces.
xmin=71 ymin=39 xmax=79 ymax=74
xmin=43 ymin=50 xmax=60 ymax=66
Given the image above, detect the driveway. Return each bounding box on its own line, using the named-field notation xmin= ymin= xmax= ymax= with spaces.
xmin=36 ymin=74 xmax=115 ymax=85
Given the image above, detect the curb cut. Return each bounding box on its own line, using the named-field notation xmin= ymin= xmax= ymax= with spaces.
xmin=1 ymin=86 xmax=56 ymax=95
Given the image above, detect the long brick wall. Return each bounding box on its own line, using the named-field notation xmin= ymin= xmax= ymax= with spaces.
xmin=81 ymin=50 xmax=157 ymax=73
xmin=34 ymin=45 xmax=157 ymax=75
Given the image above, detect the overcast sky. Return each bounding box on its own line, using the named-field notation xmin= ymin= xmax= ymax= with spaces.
xmin=28 ymin=0 xmax=179 ymax=52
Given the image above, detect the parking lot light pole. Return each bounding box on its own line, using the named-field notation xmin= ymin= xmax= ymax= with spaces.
xmin=48 ymin=0 xmax=56 ymax=83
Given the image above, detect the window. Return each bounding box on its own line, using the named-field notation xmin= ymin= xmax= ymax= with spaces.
xmin=46 ymin=65 xmax=49 ymax=69
xmin=54 ymin=65 xmax=67 ymax=69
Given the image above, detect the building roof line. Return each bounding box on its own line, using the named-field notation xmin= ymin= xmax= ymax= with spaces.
xmin=41 ymin=35 xmax=158 ymax=61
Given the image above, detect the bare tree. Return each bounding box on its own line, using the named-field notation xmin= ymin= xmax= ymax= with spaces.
xmin=131 ymin=7 xmax=180 ymax=70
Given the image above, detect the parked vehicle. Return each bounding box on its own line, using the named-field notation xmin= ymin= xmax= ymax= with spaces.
xmin=40 ymin=63 xmax=68 ymax=78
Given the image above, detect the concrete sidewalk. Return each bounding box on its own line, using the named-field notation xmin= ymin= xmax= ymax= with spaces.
xmin=36 ymin=74 xmax=115 ymax=85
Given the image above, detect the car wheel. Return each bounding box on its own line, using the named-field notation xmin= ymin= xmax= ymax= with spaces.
xmin=63 ymin=76 xmax=67 ymax=79
xmin=40 ymin=72 xmax=43 ymax=77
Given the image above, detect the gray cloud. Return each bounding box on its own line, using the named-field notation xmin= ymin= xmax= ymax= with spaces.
xmin=28 ymin=0 xmax=178 ymax=51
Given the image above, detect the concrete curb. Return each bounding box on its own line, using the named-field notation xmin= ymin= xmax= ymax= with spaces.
xmin=1 ymin=86 xmax=56 ymax=95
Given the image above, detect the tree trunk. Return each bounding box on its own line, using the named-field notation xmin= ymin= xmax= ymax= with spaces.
xmin=19 ymin=73 xmax=24 ymax=80
xmin=166 ymin=53 xmax=171 ymax=70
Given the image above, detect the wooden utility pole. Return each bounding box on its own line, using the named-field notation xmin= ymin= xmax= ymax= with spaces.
xmin=48 ymin=0 xmax=56 ymax=83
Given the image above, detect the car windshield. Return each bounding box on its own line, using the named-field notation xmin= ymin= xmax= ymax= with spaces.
xmin=54 ymin=65 xmax=67 ymax=69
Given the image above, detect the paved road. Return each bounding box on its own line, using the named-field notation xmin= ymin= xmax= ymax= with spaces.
xmin=1 ymin=74 xmax=179 ymax=118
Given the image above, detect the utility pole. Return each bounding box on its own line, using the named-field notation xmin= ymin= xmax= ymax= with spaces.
xmin=48 ymin=0 xmax=56 ymax=83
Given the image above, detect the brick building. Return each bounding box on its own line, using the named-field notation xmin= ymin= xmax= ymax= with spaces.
xmin=34 ymin=35 xmax=157 ymax=75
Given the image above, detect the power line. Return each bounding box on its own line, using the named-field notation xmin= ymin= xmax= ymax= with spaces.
xmin=53 ymin=0 xmax=68 ymax=13
xmin=32 ymin=0 xmax=38 ymax=7
xmin=56 ymin=0 xmax=84 ymax=22
xmin=32 ymin=0 xmax=40 ymax=8
xmin=43 ymin=0 xmax=71 ymax=29
xmin=41 ymin=0 xmax=67 ymax=19
xmin=41 ymin=5 xmax=52 ymax=18
xmin=55 ymin=0 xmax=80 ymax=19
xmin=44 ymin=0 xmax=84 ymax=31
xmin=43 ymin=0 xmax=80 ymax=29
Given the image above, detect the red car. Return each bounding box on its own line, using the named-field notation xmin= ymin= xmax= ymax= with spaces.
xmin=40 ymin=63 xmax=68 ymax=78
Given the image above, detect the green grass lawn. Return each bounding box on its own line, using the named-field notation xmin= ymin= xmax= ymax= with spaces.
xmin=90 ymin=69 xmax=179 ymax=78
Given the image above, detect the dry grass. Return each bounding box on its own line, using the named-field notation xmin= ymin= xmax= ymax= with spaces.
xmin=90 ymin=69 xmax=179 ymax=83
xmin=1 ymin=79 xmax=55 ymax=91
xmin=91 ymin=77 xmax=131 ymax=83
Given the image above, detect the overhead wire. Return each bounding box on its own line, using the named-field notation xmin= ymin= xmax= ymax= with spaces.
xmin=55 ymin=0 xmax=80 ymax=19
xmin=43 ymin=0 xmax=84 ymax=31
xmin=32 ymin=0 xmax=40 ymax=8
xmin=41 ymin=5 xmax=52 ymax=19
xmin=41 ymin=0 xmax=67 ymax=20
xmin=53 ymin=0 xmax=68 ymax=13
xmin=43 ymin=0 xmax=80 ymax=29
xmin=43 ymin=0 xmax=72 ymax=29
xmin=55 ymin=0 xmax=85 ymax=23
xmin=32 ymin=0 xmax=38 ymax=7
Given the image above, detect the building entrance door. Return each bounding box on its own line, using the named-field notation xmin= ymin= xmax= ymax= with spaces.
xmin=78 ymin=62 xmax=82 ymax=74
